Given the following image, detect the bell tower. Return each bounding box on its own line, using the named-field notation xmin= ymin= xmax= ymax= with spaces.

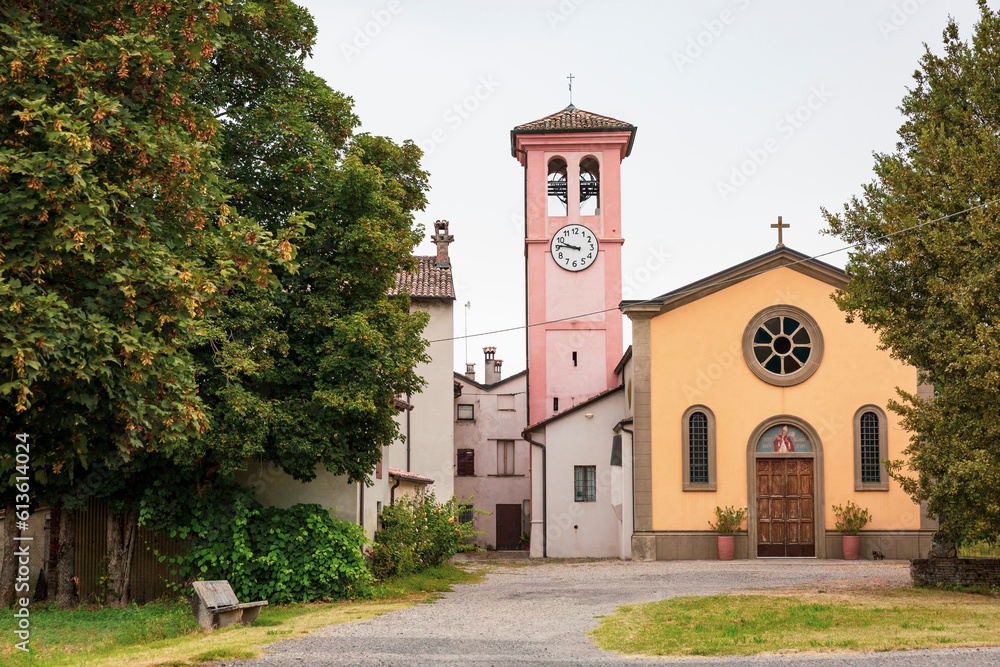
xmin=511 ymin=105 xmax=637 ymax=422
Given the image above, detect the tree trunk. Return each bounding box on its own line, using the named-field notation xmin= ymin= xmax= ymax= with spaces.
xmin=106 ymin=510 xmax=138 ymax=607
xmin=0 ymin=498 xmax=20 ymax=608
xmin=56 ymin=507 xmax=76 ymax=609
xmin=47 ymin=503 xmax=60 ymax=603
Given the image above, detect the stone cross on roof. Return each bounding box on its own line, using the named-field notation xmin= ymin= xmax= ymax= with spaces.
xmin=771 ymin=216 xmax=789 ymax=248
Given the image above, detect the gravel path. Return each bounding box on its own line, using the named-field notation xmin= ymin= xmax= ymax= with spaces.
xmin=219 ymin=558 xmax=1000 ymax=666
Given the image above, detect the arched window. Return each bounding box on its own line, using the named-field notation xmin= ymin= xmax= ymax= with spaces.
xmin=547 ymin=158 xmax=568 ymax=216
xmin=579 ymin=156 xmax=600 ymax=216
xmin=689 ymin=412 xmax=709 ymax=483
xmin=854 ymin=405 xmax=888 ymax=490
xmin=682 ymin=405 xmax=716 ymax=490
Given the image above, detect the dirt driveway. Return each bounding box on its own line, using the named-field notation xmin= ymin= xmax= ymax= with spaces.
xmin=220 ymin=558 xmax=1000 ymax=666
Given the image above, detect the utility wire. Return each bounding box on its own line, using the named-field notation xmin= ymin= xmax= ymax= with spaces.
xmin=429 ymin=198 xmax=1000 ymax=345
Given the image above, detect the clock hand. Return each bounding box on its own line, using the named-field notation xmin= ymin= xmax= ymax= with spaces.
xmin=556 ymin=243 xmax=581 ymax=251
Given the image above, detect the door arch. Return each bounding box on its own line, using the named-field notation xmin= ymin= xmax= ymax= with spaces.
xmin=745 ymin=415 xmax=826 ymax=558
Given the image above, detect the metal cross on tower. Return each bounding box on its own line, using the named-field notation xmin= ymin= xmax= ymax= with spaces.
xmin=771 ymin=216 xmax=789 ymax=248
xmin=567 ymin=73 xmax=575 ymax=106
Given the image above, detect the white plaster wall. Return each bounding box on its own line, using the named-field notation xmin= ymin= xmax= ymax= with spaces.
xmin=407 ymin=299 xmax=455 ymax=500
xmin=234 ymin=297 xmax=454 ymax=541
xmin=237 ymin=461 xmax=360 ymax=523
xmin=454 ymin=372 xmax=529 ymax=549
xmin=542 ymin=391 xmax=627 ymax=558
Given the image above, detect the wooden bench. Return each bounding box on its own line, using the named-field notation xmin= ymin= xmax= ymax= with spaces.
xmin=191 ymin=580 xmax=268 ymax=630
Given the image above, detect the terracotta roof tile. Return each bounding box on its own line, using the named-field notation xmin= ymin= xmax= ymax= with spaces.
xmin=513 ymin=105 xmax=635 ymax=132
xmin=390 ymin=256 xmax=455 ymax=300
xmin=387 ymin=468 xmax=435 ymax=485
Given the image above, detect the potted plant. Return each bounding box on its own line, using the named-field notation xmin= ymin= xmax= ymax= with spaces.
xmin=832 ymin=501 xmax=871 ymax=560
xmin=709 ymin=505 xmax=747 ymax=560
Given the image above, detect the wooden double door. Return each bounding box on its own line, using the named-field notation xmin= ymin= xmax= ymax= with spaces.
xmin=756 ymin=457 xmax=815 ymax=557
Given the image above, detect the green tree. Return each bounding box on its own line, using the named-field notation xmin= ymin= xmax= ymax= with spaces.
xmin=822 ymin=0 xmax=1000 ymax=546
xmin=188 ymin=0 xmax=431 ymax=485
xmin=0 ymin=1 xmax=298 ymax=606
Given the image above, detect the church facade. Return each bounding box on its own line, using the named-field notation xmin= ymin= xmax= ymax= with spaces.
xmin=623 ymin=248 xmax=936 ymax=560
xmin=510 ymin=104 xmax=934 ymax=560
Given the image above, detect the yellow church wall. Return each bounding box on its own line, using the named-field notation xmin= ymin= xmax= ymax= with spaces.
xmin=648 ymin=266 xmax=921 ymax=536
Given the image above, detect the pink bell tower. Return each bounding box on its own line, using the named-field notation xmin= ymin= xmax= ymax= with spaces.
xmin=511 ymin=105 xmax=637 ymax=423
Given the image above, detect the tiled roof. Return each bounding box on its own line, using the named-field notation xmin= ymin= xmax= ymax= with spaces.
xmin=387 ymin=468 xmax=435 ymax=485
xmin=390 ymin=256 xmax=455 ymax=300
xmin=513 ymin=105 xmax=635 ymax=132
xmin=523 ymin=384 xmax=625 ymax=432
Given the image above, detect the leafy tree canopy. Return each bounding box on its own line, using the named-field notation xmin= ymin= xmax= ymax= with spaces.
xmin=0 ymin=0 xmax=299 ymax=493
xmin=823 ymin=0 xmax=1000 ymax=544
xmin=183 ymin=0 xmax=432 ymax=484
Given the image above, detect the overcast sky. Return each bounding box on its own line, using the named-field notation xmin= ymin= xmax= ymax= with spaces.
xmin=297 ymin=0 xmax=992 ymax=377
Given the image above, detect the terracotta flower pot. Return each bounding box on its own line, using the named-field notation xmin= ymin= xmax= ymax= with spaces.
xmin=718 ymin=535 xmax=735 ymax=561
xmin=843 ymin=534 xmax=860 ymax=560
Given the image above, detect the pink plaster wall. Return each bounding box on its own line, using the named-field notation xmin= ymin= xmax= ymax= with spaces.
xmin=515 ymin=131 xmax=631 ymax=422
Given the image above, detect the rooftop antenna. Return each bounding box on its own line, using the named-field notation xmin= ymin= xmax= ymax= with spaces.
xmin=566 ymin=73 xmax=575 ymax=110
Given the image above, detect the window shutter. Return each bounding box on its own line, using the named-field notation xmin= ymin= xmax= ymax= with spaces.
xmin=457 ymin=449 xmax=475 ymax=476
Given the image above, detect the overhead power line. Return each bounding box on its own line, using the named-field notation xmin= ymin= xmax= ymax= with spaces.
xmin=428 ymin=198 xmax=1000 ymax=344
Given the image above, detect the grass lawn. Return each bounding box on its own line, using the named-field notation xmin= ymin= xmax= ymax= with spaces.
xmin=591 ymin=587 xmax=1000 ymax=658
xmin=0 ymin=564 xmax=483 ymax=667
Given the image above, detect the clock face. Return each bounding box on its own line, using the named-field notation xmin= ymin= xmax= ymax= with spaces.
xmin=550 ymin=224 xmax=599 ymax=272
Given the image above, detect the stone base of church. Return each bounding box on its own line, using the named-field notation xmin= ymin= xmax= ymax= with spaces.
xmin=633 ymin=531 xmax=751 ymax=560
xmin=632 ymin=530 xmax=935 ymax=561
xmin=825 ymin=529 xmax=936 ymax=561
xmin=631 ymin=534 xmax=658 ymax=561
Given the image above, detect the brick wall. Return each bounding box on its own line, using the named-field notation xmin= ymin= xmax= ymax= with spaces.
xmin=910 ymin=558 xmax=1000 ymax=587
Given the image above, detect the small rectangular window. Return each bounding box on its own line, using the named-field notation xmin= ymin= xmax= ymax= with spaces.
xmin=497 ymin=440 xmax=515 ymax=475
xmin=458 ymin=503 xmax=474 ymax=524
xmin=553 ymin=397 xmax=559 ymax=412
xmin=457 ymin=404 xmax=475 ymax=421
xmin=497 ymin=394 xmax=515 ymax=411
xmin=574 ymin=465 xmax=596 ymax=502
xmin=572 ymin=351 xmax=578 ymax=367
xmin=457 ymin=449 xmax=475 ymax=476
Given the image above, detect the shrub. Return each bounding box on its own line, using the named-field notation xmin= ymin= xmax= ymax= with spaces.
xmin=832 ymin=501 xmax=872 ymax=536
xmin=708 ymin=505 xmax=747 ymax=535
xmin=370 ymin=492 xmax=478 ymax=580
xmin=143 ymin=484 xmax=373 ymax=604
xmin=241 ymin=504 xmax=373 ymax=603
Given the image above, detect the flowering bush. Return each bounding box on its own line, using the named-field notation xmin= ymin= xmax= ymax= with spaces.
xmin=708 ymin=505 xmax=748 ymax=535
xmin=369 ymin=492 xmax=479 ymax=581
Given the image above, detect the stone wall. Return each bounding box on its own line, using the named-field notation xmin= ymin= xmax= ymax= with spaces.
xmin=910 ymin=558 xmax=1000 ymax=587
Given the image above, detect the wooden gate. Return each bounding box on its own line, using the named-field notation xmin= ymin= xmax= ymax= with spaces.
xmin=495 ymin=504 xmax=522 ymax=550
xmin=756 ymin=458 xmax=815 ymax=557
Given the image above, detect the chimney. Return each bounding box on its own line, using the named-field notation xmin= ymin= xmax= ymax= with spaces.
xmin=493 ymin=359 xmax=503 ymax=383
xmin=431 ymin=220 xmax=454 ymax=268
xmin=483 ymin=347 xmax=498 ymax=385
xmin=465 ymin=362 xmax=476 ymax=381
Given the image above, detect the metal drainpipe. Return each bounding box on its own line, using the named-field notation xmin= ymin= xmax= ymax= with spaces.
xmin=390 ymin=476 xmax=401 ymax=505
xmin=359 ymin=482 xmax=364 ymax=530
xmin=406 ymin=393 xmax=411 ymax=471
xmin=521 ymin=427 xmax=546 ymax=558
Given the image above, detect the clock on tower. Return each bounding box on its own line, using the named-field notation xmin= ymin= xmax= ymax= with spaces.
xmin=511 ymin=105 xmax=637 ymax=422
